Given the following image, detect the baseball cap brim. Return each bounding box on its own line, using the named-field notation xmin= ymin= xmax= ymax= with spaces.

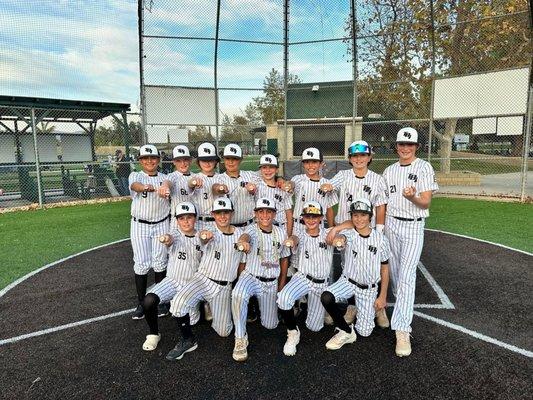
xmin=138 ymin=154 xmax=160 ymax=159
xmin=396 ymin=141 xmax=419 ymax=145
xmin=198 ymin=156 xmax=220 ymax=161
xmin=254 ymin=206 xmax=276 ymax=211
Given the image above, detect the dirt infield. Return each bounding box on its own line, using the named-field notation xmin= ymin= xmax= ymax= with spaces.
xmin=0 ymin=232 xmax=532 ymax=400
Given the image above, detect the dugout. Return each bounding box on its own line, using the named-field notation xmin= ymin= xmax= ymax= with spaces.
xmin=0 ymin=96 xmax=131 ymax=206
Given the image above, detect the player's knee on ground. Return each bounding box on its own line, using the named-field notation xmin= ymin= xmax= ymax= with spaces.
xmin=276 ymin=290 xmax=296 ymax=311
xmin=134 ymin=263 xmax=151 ymax=275
xmin=355 ymin=326 xmax=373 ymax=337
xmin=260 ymin=315 xmax=278 ymax=330
xmin=320 ymin=291 xmax=336 ymax=308
xmin=212 ymin=322 xmax=233 ymax=337
xmin=151 ymin=262 xmax=167 ymax=273
xmin=143 ymin=293 xmax=160 ymax=312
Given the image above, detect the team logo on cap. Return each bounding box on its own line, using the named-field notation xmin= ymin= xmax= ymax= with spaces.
xmin=182 ymin=205 xmax=190 ymax=211
xmin=204 ymin=147 xmax=211 ymax=154
xmin=145 ymin=147 xmax=153 ymax=154
xmin=229 ymin=147 xmax=237 ymax=154
xmin=178 ymin=148 xmax=185 ymax=154
xmin=265 ymin=156 xmax=272 ymax=163
xmin=262 ymin=199 xmax=270 ymax=206
xmin=306 ymin=150 xmax=314 ymax=157
xmin=218 ymin=200 xmax=226 ymax=206
xmin=403 ymin=131 xmax=411 ymax=139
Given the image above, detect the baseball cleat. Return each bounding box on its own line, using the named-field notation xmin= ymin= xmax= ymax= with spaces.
xmin=142 ymin=334 xmax=161 ymax=351
xmin=325 ymin=327 xmax=357 ymax=350
xmin=204 ymin=303 xmax=213 ymax=322
xmin=166 ymin=337 xmax=198 ymax=361
xmin=132 ymin=304 xmax=145 ymax=320
xmin=232 ymin=336 xmax=249 ymax=362
xmin=157 ymin=302 xmax=170 ymax=318
xmin=395 ymin=331 xmax=412 ymax=357
xmin=344 ymin=305 xmax=357 ymax=325
xmin=375 ymin=308 xmax=390 ymax=328
xmin=283 ymin=326 xmax=300 ymax=356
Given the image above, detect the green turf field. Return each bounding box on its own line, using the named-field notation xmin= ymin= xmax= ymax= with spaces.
xmin=0 ymin=198 xmax=531 ymax=290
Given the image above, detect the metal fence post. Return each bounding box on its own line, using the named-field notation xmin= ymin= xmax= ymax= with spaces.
xmin=30 ymin=108 xmax=43 ymax=207
xmin=428 ymin=0 xmax=437 ymax=163
xmin=283 ymin=0 xmax=289 ymax=165
xmin=350 ymin=0 xmax=358 ymax=134
xmin=520 ymin=82 xmax=532 ymax=202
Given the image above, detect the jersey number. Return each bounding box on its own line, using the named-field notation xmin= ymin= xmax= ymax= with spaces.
xmin=203 ymin=193 xmax=208 ymax=200
xmin=214 ymin=251 xmax=221 ymax=260
xmin=177 ymin=252 xmax=187 ymax=260
xmin=142 ymin=191 xmax=148 ymax=198
xmin=390 ymin=185 xmax=397 ymax=193
xmin=352 ymin=250 xmax=358 ymax=258
xmin=301 ymin=194 xmax=306 ymax=202
xmin=346 ymin=194 xmax=353 ymax=202
xmin=180 ymin=189 xmax=188 ymax=196
xmin=304 ymin=250 xmax=309 ymax=259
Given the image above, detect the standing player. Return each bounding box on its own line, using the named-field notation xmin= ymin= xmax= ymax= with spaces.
xmin=254 ymin=155 xmax=293 ymax=235
xmin=321 ymin=199 xmax=390 ymax=350
xmin=382 ymin=127 xmax=438 ymax=357
xmin=166 ymin=198 xmax=245 ymax=361
xmin=216 ymin=144 xmax=258 ymax=228
xmin=140 ymin=202 xmax=202 ymax=351
xmin=322 ymin=140 xmax=388 ymax=327
xmin=277 ymin=201 xmax=334 ymax=356
xmin=128 ymin=145 xmax=170 ymax=320
xmin=231 ymin=197 xmax=290 ymax=361
xmin=158 ymin=145 xmax=195 ymax=212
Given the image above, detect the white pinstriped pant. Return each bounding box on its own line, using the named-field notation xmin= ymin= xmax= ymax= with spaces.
xmin=277 ymin=272 xmax=328 ymax=332
xmin=326 ymin=276 xmax=378 ymax=337
xmin=169 ymin=272 xmax=233 ymax=337
xmin=130 ymin=219 xmax=169 ymax=275
xmin=232 ymin=271 xmax=279 ymax=339
xmin=385 ymin=216 xmax=425 ymax=333
xmin=147 ymin=277 xmax=200 ymax=325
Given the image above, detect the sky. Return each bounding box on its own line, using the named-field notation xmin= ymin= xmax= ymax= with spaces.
xmin=0 ymin=0 xmax=357 ymax=119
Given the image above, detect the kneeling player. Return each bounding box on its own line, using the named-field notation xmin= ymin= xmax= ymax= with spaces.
xmin=166 ymin=198 xmax=245 ymax=361
xmin=321 ymin=199 xmax=390 ymax=350
xmin=277 ymin=201 xmax=334 ymax=356
xmin=231 ymin=197 xmax=290 ymax=361
xmin=141 ymin=202 xmax=202 ymax=351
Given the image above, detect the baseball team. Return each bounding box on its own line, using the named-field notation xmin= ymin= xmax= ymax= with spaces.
xmin=127 ymin=126 xmax=438 ymax=362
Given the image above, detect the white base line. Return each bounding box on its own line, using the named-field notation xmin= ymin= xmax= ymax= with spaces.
xmin=0 ymin=308 xmax=134 ymax=347
xmin=414 ymin=311 xmax=533 ymax=359
xmin=418 ymin=262 xmax=455 ymax=309
xmin=0 ymin=238 xmax=130 ymax=299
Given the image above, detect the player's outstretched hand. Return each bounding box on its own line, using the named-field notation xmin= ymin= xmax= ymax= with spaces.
xmin=332 ymin=235 xmax=346 ymax=248
xmin=143 ymin=184 xmax=155 ymax=192
xmin=159 ymin=234 xmax=174 ymax=246
xmin=278 ymin=179 xmax=294 ymax=193
xmin=235 ymin=241 xmax=251 ymax=253
xmin=374 ymin=296 xmax=386 ymax=311
xmin=326 ymin=227 xmax=339 ymax=244
xmin=320 ymin=183 xmax=333 ymax=193
xmin=158 ymin=185 xmax=170 ymax=199
xmin=199 ymin=230 xmax=214 ymax=242
xmin=214 ymin=184 xmax=228 ymax=194
xmin=283 ymin=238 xmax=295 ymax=248
xmin=245 ymin=182 xmax=256 ymax=195
xmin=189 ymin=177 xmax=202 ymax=188
xmin=402 ymin=186 xmax=417 ymax=199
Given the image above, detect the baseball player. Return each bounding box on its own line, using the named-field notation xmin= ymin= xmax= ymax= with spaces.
xmin=255 ymin=154 xmax=294 ymax=235
xmin=158 ymin=145 xmax=195 ymax=212
xmin=322 ymin=140 xmax=388 ymax=327
xmin=382 ymin=127 xmax=438 ymax=357
xmin=216 ymin=144 xmax=259 ymax=228
xmin=231 ymin=197 xmax=290 ymax=361
xmin=277 ymin=201 xmax=334 ymax=356
xmin=140 ymin=202 xmax=202 ymax=351
xmin=128 ymin=144 xmax=170 ymax=320
xmin=321 ymin=199 xmax=390 ymax=350
xmin=166 ymin=197 xmax=245 ymax=361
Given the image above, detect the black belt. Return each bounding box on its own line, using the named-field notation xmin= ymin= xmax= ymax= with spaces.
xmin=253 ymin=274 xmax=277 ymax=283
xmin=233 ymin=219 xmax=254 ymax=228
xmin=305 ymin=274 xmax=326 ymax=284
xmin=347 ymin=277 xmax=378 ymax=290
xmin=131 ymin=215 xmax=170 ymax=225
xmin=199 ymin=216 xmax=215 ymax=222
xmin=207 ymin=277 xmax=231 ymax=286
xmin=273 ymin=221 xmax=286 ymax=226
xmin=393 ymin=216 xmax=422 ymax=222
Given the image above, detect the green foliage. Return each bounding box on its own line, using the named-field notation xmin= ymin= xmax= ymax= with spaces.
xmin=94 ymin=119 xmax=143 ymax=146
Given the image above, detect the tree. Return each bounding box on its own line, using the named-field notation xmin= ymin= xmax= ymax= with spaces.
xmin=189 ymin=125 xmax=214 ymax=145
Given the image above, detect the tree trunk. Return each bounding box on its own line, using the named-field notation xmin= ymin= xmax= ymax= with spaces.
xmin=438 ymin=118 xmax=457 ymax=173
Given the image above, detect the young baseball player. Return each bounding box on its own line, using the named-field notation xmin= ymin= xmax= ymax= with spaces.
xmin=215 ymin=143 xmax=259 ymax=228
xmin=158 ymin=145 xmax=194 ymax=212
xmin=166 ymin=197 xmax=245 ymax=361
xmin=254 ymin=154 xmax=293 ymax=235
xmin=140 ymin=202 xmax=202 ymax=351
xmin=321 ymin=199 xmax=390 ymax=350
xmin=128 ymin=144 xmax=170 ymax=320
xmin=322 ymin=140 xmax=389 ymax=327
xmin=231 ymin=197 xmax=290 ymax=361
xmin=277 ymin=201 xmax=334 ymax=356
xmin=382 ymin=127 xmax=438 ymax=357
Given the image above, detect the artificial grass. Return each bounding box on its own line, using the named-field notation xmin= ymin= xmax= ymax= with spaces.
xmin=0 ymin=197 xmax=531 ymax=291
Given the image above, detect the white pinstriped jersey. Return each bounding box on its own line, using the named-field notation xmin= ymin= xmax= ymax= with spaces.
xmin=217 ymin=171 xmax=260 ymax=224
xmin=341 ymin=228 xmax=390 ymax=285
xmin=190 ymin=172 xmax=221 ymax=217
xmin=382 ymin=158 xmax=439 ymax=219
xmin=167 ymin=230 xmax=202 ymax=283
xmin=295 ymin=228 xmax=334 ymax=279
xmin=197 ymin=226 xmax=245 ymax=282
xmin=166 ymin=171 xmax=194 ymax=213
xmin=255 ymin=181 xmax=293 ymax=224
xmin=330 ymin=169 xmax=387 ymax=224
xmin=129 ymin=171 xmax=170 ymax=221
xmin=243 ymin=223 xmax=290 ymax=279
xmin=291 ymin=174 xmax=338 ymax=219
